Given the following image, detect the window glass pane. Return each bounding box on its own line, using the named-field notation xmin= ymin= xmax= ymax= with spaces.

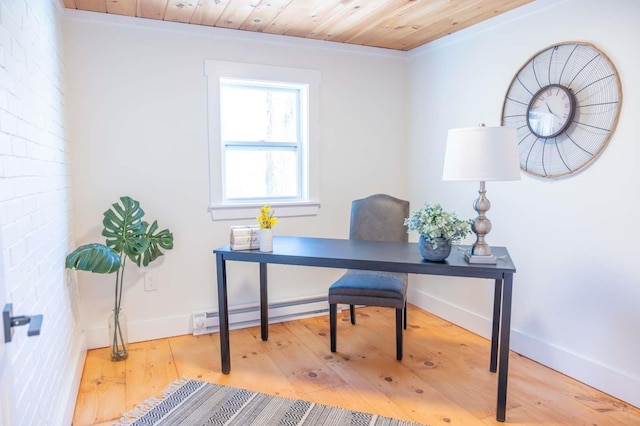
xmin=224 ymin=149 xmax=299 ymax=199
xmin=221 ymin=84 xmax=299 ymax=143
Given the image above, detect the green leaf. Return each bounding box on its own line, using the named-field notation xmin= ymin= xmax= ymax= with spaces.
xmin=102 ymin=196 xmax=147 ymax=259
xmin=403 ymin=202 xmax=471 ymax=245
xmin=67 ymin=196 xmax=173 ymax=278
xmin=65 ymin=243 xmax=121 ymax=274
xmin=140 ymin=220 xmax=174 ymax=267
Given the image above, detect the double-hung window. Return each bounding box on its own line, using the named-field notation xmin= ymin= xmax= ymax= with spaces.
xmin=221 ymin=79 xmax=304 ymax=201
xmin=205 ymin=61 xmax=320 ymax=220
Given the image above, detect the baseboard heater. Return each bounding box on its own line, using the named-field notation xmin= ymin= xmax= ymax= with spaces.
xmin=192 ymin=295 xmax=333 ymax=336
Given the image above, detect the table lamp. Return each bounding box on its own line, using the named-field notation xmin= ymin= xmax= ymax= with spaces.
xmin=442 ymin=125 xmax=520 ymax=264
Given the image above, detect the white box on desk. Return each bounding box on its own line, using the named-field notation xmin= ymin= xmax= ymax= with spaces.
xmin=230 ymin=234 xmax=259 ymax=244
xmin=230 ymin=225 xmax=259 ymax=236
xmin=231 ymin=242 xmax=259 ymax=250
xmin=230 ymin=225 xmax=260 ymax=250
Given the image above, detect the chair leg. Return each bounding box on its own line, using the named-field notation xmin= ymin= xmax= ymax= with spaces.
xmin=396 ymin=308 xmax=403 ymax=360
xmin=403 ymin=300 xmax=407 ymax=330
xmin=349 ymin=304 xmax=356 ymax=324
xmin=330 ymin=303 xmax=337 ymax=352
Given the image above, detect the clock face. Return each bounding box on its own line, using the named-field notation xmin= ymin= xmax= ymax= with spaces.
xmin=527 ymin=84 xmax=575 ymax=138
xmin=501 ymin=42 xmax=622 ymax=179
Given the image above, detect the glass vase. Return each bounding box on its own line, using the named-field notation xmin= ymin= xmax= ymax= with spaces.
xmin=108 ymin=309 xmax=129 ymax=361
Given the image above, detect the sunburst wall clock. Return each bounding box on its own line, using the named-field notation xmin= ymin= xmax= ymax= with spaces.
xmin=501 ymin=42 xmax=622 ymax=178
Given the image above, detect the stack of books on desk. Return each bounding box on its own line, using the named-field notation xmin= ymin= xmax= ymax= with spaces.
xmin=230 ymin=225 xmax=259 ymax=250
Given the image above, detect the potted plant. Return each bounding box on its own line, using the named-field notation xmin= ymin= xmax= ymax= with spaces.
xmin=256 ymin=204 xmax=278 ymax=252
xmin=65 ymin=196 xmax=174 ymax=361
xmin=404 ymin=202 xmax=470 ymax=262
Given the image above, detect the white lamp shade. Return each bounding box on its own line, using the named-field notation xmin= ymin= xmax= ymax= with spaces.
xmin=442 ymin=126 xmax=521 ymax=181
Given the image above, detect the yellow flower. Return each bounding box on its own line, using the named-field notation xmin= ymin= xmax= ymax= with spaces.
xmin=256 ymin=204 xmax=278 ymax=229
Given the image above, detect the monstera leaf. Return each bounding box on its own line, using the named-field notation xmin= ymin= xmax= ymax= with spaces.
xmin=65 ymin=243 xmax=121 ymax=274
xmin=139 ymin=220 xmax=174 ymax=267
xmin=102 ymin=196 xmax=148 ymax=264
xmin=66 ymin=196 xmax=173 ymax=301
xmin=67 ymin=196 xmax=174 ymax=272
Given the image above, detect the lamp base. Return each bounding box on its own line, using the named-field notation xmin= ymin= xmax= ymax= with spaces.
xmin=464 ymin=249 xmax=498 ymax=264
xmin=465 ymin=181 xmax=498 ymax=265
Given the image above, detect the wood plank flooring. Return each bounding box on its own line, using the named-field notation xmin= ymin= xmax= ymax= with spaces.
xmin=73 ymin=305 xmax=640 ymax=425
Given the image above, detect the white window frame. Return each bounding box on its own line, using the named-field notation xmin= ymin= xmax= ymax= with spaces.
xmin=205 ymin=60 xmax=321 ymax=221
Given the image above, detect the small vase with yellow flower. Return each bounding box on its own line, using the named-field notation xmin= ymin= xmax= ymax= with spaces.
xmin=256 ymin=204 xmax=278 ymax=252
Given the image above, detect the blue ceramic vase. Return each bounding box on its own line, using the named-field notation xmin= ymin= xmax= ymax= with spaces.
xmin=418 ymin=235 xmax=451 ymax=262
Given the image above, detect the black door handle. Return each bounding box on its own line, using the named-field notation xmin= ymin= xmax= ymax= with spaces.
xmin=3 ymin=303 xmax=43 ymax=343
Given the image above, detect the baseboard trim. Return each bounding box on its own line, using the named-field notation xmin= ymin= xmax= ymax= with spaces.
xmin=84 ymin=294 xmax=331 ymax=350
xmin=57 ymin=331 xmax=87 ymax=425
xmin=407 ymin=287 xmax=640 ymax=409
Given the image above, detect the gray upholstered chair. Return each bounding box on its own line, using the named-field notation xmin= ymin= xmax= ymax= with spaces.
xmin=328 ymin=194 xmax=410 ymax=360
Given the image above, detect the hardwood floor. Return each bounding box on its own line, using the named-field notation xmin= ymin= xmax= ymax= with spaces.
xmin=73 ymin=305 xmax=640 ymax=425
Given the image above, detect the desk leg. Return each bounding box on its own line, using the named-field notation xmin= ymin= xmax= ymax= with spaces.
xmin=260 ymin=262 xmax=268 ymax=341
xmin=496 ymin=273 xmax=513 ymax=422
xmin=490 ymin=278 xmax=503 ymax=373
xmin=216 ymin=253 xmax=231 ymax=374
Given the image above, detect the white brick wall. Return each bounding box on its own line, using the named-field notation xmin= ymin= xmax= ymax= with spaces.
xmin=0 ymin=0 xmax=84 ymax=424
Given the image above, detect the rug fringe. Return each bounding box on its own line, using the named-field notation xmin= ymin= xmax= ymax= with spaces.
xmin=113 ymin=377 xmax=190 ymax=425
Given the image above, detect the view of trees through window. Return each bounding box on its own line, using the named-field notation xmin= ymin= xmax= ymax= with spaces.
xmin=220 ymin=80 xmax=305 ymax=201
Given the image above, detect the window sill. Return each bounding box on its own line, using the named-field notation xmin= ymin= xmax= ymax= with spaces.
xmin=208 ymin=201 xmax=320 ymax=221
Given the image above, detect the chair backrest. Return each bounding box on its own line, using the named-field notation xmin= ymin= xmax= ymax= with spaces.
xmin=349 ymin=194 xmax=409 ymax=243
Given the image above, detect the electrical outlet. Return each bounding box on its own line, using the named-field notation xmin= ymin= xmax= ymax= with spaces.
xmin=144 ymin=273 xmax=158 ymax=291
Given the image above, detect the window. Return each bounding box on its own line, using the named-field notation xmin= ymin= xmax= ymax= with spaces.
xmin=221 ymin=79 xmax=304 ymax=201
xmin=205 ymin=61 xmax=320 ymax=221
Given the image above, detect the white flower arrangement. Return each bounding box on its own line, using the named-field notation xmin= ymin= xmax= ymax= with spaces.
xmin=404 ymin=202 xmax=471 ymax=248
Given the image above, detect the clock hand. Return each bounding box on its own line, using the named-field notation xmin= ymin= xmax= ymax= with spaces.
xmin=545 ymin=102 xmax=561 ymax=119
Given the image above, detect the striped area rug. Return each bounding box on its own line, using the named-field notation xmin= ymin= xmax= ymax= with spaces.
xmin=117 ymin=379 xmax=427 ymax=426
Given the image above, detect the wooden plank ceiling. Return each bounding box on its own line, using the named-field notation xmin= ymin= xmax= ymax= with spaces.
xmin=63 ymin=0 xmax=534 ymax=51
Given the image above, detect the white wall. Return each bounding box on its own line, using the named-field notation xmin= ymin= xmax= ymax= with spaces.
xmin=407 ymin=0 xmax=640 ymax=407
xmin=0 ymin=0 xmax=84 ymax=424
xmin=63 ymin=13 xmax=409 ymax=346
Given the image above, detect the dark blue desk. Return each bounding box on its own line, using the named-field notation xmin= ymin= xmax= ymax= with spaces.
xmin=214 ymin=236 xmax=516 ymax=421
